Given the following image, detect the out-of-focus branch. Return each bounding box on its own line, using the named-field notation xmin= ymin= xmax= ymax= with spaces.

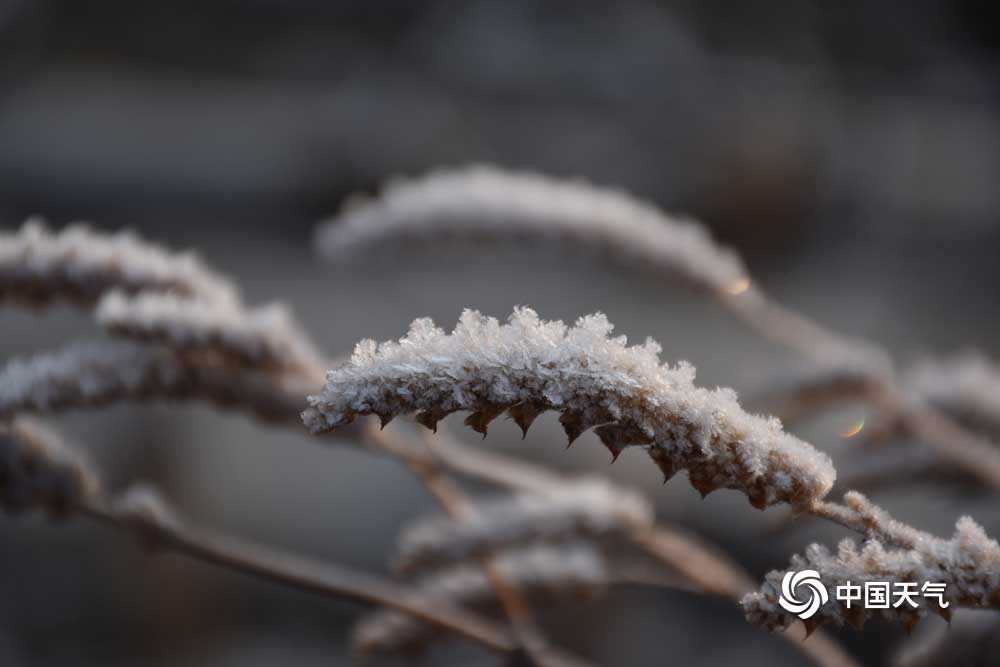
xmin=83 ymin=486 xmax=517 ymax=654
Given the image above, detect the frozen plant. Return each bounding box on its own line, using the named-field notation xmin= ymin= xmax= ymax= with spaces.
xmin=303 ymin=307 xmax=836 ymax=509
xmin=0 ymin=219 xmax=236 ymax=307
xmin=96 ymin=290 xmax=325 ymax=375
xmin=315 ymin=165 xmax=750 ymax=296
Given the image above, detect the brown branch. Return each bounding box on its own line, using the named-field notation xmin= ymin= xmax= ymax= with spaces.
xmin=80 ymin=489 xmax=515 ymax=654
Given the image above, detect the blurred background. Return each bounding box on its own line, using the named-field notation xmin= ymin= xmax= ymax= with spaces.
xmin=1 ymin=1 xmax=999 ymax=665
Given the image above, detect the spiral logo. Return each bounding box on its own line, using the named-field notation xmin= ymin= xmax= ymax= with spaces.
xmin=778 ymin=570 xmax=828 ymax=619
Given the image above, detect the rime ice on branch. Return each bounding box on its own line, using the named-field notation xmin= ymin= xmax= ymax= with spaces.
xmin=96 ymin=290 xmax=325 ymax=374
xmin=0 ymin=220 xmax=236 ymax=307
xmin=0 ymin=418 xmax=100 ymax=516
xmin=393 ymin=479 xmax=654 ymax=574
xmin=304 ymin=307 xmax=836 ymax=509
xmin=0 ymin=339 xmax=308 ymax=423
xmin=314 ymin=166 xmax=750 ymax=296
xmin=742 ymin=510 xmax=1000 ymax=632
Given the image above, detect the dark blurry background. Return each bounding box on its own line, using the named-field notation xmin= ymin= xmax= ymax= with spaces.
xmin=1 ymin=2 xmax=999 ymax=665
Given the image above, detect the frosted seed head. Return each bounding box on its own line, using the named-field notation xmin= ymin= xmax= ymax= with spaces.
xmin=0 ymin=219 xmax=237 ymax=307
xmin=313 ymin=166 xmax=750 ymax=295
xmin=305 ymin=307 xmax=835 ymax=508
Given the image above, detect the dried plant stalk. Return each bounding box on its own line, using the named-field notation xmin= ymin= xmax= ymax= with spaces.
xmin=304 ymin=307 xmax=836 ymax=509
xmin=0 ymin=219 xmax=236 ymax=307
xmin=0 ymin=417 xmax=101 ymax=517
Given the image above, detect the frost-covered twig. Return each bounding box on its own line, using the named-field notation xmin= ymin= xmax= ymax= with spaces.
xmin=392 ymin=479 xmax=654 ymax=574
xmin=353 ymin=543 xmax=609 ymax=656
xmin=0 ymin=219 xmax=236 ymax=307
xmin=96 ymin=290 xmax=326 ymax=376
xmin=744 ymin=492 xmax=1000 ymax=633
xmin=0 ymin=417 xmax=101 ymax=517
xmin=0 ymin=339 xmax=312 ymax=424
xmin=304 ymin=307 xmax=836 ymax=510
xmin=315 ymin=166 xmax=749 ymax=297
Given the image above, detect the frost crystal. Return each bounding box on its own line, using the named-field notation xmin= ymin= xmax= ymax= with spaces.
xmin=0 ymin=418 xmax=100 ymax=517
xmin=0 ymin=219 xmax=236 ymax=307
xmin=314 ymin=166 xmax=749 ymax=295
xmin=393 ymin=478 xmax=654 ymax=574
xmin=96 ymin=290 xmax=324 ymax=374
xmin=0 ymin=339 xmax=308 ymax=423
xmin=304 ymin=307 xmax=836 ymax=508
xmin=354 ymin=543 xmax=607 ymax=655
xmin=742 ymin=513 xmax=1000 ymax=632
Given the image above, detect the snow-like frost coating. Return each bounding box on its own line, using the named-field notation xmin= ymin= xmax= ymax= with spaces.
xmin=304 ymin=307 xmax=836 ymax=509
xmin=0 ymin=339 xmax=307 ymax=423
xmin=743 ymin=512 xmax=1000 ymax=632
xmin=96 ymin=290 xmax=324 ymax=373
xmin=0 ymin=219 xmax=236 ymax=306
xmin=393 ymin=478 xmax=653 ymax=573
xmin=314 ymin=165 xmax=749 ymax=295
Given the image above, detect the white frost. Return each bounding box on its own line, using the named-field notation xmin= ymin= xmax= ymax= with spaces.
xmin=304 ymin=307 xmax=836 ymax=509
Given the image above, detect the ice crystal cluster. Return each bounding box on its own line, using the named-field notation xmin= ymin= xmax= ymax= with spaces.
xmin=742 ymin=511 xmax=1000 ymax=631
xmin=0 ymin=418 xmax=100 ymax=516
xmin=393 ymin=478 xmax=654 ymax=574
xmin=354 ymin=543 xmax=608 ymax=655
xmin=314 ymin=166 xmax=750 ymax=295
xmin=0 ymin=220 xmax=236 ymax=307
xmin=304 ymin=307 xmax=836 ymax=509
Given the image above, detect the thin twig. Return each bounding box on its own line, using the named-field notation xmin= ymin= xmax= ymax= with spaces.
xmin=80 ymin=492 xmax=516 ymax=654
